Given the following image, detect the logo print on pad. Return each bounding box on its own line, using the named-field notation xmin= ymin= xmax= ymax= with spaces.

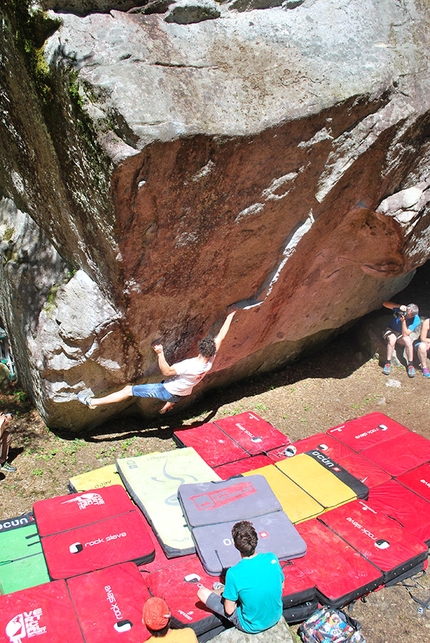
xmin=62 ymin=492 xmax=105 ymax=510
xmin=191 ymin=481 xmax=256 ymax=510
xmin=6 ymin=610 xmax=47 ymax=643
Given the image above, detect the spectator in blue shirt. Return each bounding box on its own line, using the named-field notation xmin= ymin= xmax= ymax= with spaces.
xmin=382 ymin=301 xmax=420 ymax=378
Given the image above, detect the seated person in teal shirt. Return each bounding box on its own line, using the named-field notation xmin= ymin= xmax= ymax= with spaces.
xmin=197 ymin=520 xmax=284 ymax=634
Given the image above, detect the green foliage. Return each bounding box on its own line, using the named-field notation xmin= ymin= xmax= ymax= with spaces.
xmin=68 ymin=71 xmax=84 ymax=110
xmin=43 ymin=284 xmax=59 ymax=315
xmin=10 ymin=0 xmax=60 ymax=103
xmin=3 ymin=227 xmax=14 ymax=242
xmin=95 ymin=445 xmax=117 ymax=461
xmin=46 ymin=284 xmax=58 ymax=305
xmin=33 ymin=46 xmax=52 ymax=102
xmin=36 ymin=449 xmax=58 ymax=461
xmin=62 ymin=440 xmax=85 ymax=456
xmin=66 ymin=268 xmax=78 ymax=281
xmin=14 ymin=389 xmax=27 ymax=404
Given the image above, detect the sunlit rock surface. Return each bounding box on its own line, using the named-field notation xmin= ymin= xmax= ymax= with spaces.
xmin=0 ymin=0 xmax=429 ymax=430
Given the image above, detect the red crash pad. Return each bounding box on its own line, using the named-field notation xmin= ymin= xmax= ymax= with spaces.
xmin=138 ymin=521 xmax=195 ymax=574
xmin=146 ymin=555 xmax=224 ymax=636
xmin=397 ymin=463 xmax=430 ymax=502
xmin=34 ymin=485 xmax=134 ymax=536
xmin=67 ymin=562 xmax=151 ymax=643
xmin=0 ymin=580 xmax=84 ymax=643
xmin=214 ymin=455 xmax=274 ymax=480
xmin=280 ymin=560 xmax=317 ymax=608
xmin=265 ymin=446 xmax=289 ymax=463
xmin=337 ymin=452 xmax=392 ymax=489
xmin=318 ymin=499 xmax=428 ymax=583
xmin=173 ymin=422 xmax=248 ymax=468
xmin=367 ymin=479 xmax=430 ymax=545
xmin=294 ymin=519 xmax=383 ymax=607
xmin=327 ymin=413 xmax=409 ymax=451
xmin=362 ymin=431 xmax=430 ymax=477
xmin=214 ymin=412 xmax=291 ymax=455
xmin=292 ymin=433 xmax=354 ymax=461
xmin=42 ymin=510 xmax=155 ymax=579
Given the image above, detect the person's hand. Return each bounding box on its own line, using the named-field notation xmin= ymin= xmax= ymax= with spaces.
xmin=400 ymin=305 xmax=407 ymax=312
xmin=152 ymin=344 xmax=164 ymax=355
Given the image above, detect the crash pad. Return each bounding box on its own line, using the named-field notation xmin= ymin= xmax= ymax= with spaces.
xmin=69 ymin=464 xmax=126 ymax=493
xmin=0 ymin=513 xmax=49 ymax=594
xmin=0 ymin=579 xmax=84 ymax=642
xmin=116 ymin=448 xmax=219 ymax=558
xmin=243 ymin=464 xmax=324 ymax=523
xmin=67 ymin=562 xmax=152 ymax=642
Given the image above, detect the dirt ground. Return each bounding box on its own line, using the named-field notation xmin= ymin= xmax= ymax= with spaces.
xmin=2 ymin=268 xmax=430 ymax=641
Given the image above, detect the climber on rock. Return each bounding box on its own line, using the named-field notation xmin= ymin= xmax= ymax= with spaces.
xmin=77 ymin=310 xmax=236 ymax=414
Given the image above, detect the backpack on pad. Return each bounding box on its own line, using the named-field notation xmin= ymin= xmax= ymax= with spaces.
xmin=298 ymin=606 xmax=366 ymax=643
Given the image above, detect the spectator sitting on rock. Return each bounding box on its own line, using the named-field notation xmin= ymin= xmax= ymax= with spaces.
xmin=197 ymin=520 xmax=284 ymax=634
xmin=0 ymin=412 xmax=16 ymax=473
xmin=143 ymin=596 xmax=198 ymax=642
xmin=416 ymin=316 xmax=430 ymax=378
xmin=382 ymin=301 xmax=420 ymax=378
xmin=77 ymin=311 xmax=236 ymax=414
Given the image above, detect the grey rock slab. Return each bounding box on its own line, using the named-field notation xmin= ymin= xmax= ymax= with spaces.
xmin=44 ymin=0 xmax=424 ymax=152
xmin=210 ymin=618 xmax=295 ymax=643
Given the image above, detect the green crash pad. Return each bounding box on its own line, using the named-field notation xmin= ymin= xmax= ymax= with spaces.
xmin=0 ymin=517 xmax=49 ymax=594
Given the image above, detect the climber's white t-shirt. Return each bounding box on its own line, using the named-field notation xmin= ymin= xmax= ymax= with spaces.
xmin=163 ymin=357 xmax=214 ymax=397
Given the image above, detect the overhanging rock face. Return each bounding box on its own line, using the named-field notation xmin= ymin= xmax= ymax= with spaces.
xmin=1 ymin=0 xmax=430 ymax=430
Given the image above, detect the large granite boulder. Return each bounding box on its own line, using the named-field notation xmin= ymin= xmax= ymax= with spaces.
xmin=1 ymin=0 xmax=430 ymax=430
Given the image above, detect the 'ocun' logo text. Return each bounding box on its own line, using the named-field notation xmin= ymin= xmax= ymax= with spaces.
xmin=5 ymin=610 xmax=46 ymax=643
xmin=0 ymin=517 xmax=32 ymax=532
xmin=62 ymin=493 xmax=105 ymax=510
xmin=311 ymin=451 xmax=335 ymax=468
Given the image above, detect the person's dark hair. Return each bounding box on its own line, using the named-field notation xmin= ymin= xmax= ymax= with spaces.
xmin=232 ymin=520 xmax=258 ymax=557
xmin=146 ymin=624 xmax=169 ymax=638
xmin=198 ymin=337 xmax=216 ymax=358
